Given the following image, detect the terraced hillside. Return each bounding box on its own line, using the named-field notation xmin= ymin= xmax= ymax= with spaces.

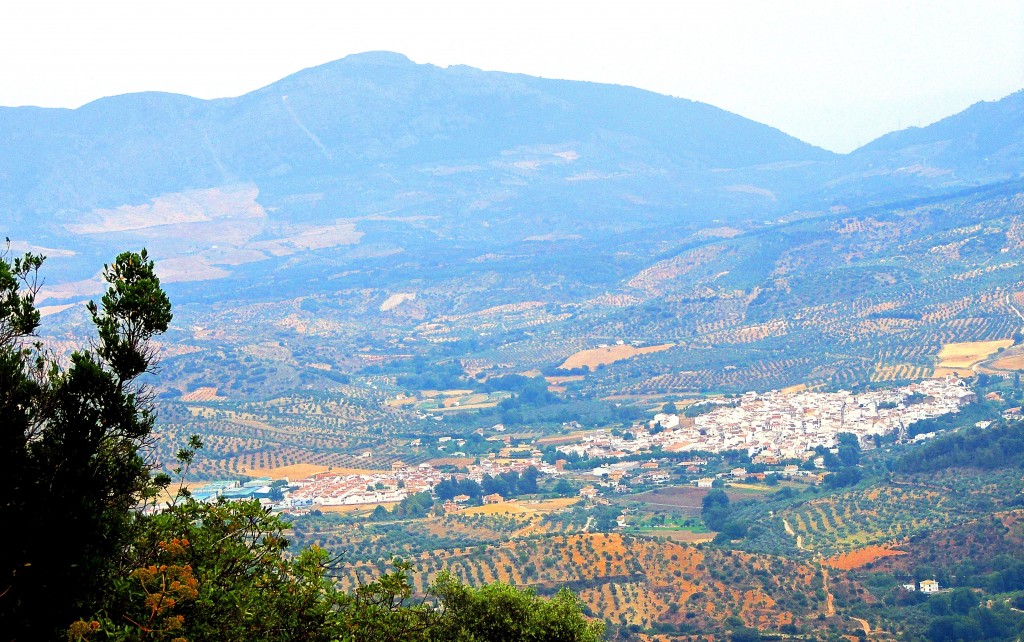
xmin=314 ymin=527 xmax=850 ymax=637
xmin=776 ymin=469 xmax=1024 ymax=556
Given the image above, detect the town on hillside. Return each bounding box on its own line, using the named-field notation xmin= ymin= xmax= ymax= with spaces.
xmin=179 ymin=376 xmax=977 ymax=512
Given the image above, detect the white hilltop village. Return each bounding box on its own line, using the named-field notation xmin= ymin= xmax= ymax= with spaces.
xmin=558 ymin=376 xmax=976 ymax=463
xmin=182 ymin=376 xmax=975 ymax=512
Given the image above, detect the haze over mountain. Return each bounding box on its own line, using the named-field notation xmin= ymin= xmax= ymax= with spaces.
xmin=0 ymin=52 xmax=1020 ymax=292
xmin=852 ymin=89 xmax=1024 ymax=183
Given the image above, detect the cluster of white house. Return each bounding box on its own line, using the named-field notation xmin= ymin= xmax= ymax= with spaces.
xmin=187 ymin=456 xmax=546 ymax=510
xmin=558 ymin=377 xmax=976 ymax=463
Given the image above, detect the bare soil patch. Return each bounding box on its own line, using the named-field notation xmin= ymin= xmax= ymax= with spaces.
xmin=380 ymin=292 xmax=416 ymax=311
xmin=461 ymin=497 xmax=579 ymax=517
xmin=560 ymin=343 xmax=673 ymax=370
xmin=67 ymin=185 xmax=265 ymax=234
xmin=426 ymin=457 xmax=475 ymax=467
xmin=824 ymin=545 xmax=907 ymax=570
xmin=990 ymin=353 xmax=1024 ymax=371
xmin=242 ymin=463 xmax=385 ymax=480
xmin=937 ymin=340 xmax=1013 ymax=369
xmin=180 ymin=387 xmax=226 ymax=402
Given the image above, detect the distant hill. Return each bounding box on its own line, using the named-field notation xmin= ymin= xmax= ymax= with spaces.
xmin=854 ymin=90 xmax=1024 ymax=180
xmin=828 ymin=90 xmax=1024 ymax=202
xmin=0 ymin=52 xmax=1020 ymax=293
xmin=0 ymin=52 xmax=830 ymax=240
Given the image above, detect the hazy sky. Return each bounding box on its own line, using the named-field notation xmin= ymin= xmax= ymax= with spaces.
xmin=2 ymin=1 xmax=1022 ymax=152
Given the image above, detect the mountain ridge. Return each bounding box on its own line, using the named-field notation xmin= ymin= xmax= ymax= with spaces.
xmin=1 ymin=51 xmax=1021 ymax=288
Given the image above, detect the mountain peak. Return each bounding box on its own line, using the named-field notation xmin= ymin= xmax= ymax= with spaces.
xmin=335 ymin=51 xmax=415 ymax=67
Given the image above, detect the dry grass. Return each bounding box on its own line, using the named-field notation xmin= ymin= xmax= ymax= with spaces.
xmin=459 ymin=503 xmax=528 ymax=516
xmin=443 ymin=393 xmax=489 ymax=408
xmin=37 ymin=277 xmax=104 ymax=303
xmin=420 ymin=389 xmax=476 ymax=398
xmin=936 ymin=340 xmax=1013 ymax=369
xmin=990 ymin=353 xmax=1024 ymax=371
xmin=67 ymin=185 xmax=265 ymax=235
xmin=660 ymin=530 xmax=717 ymax=543
xmin=560 ymin=344 xmax=674 ymax=370
xmin=696 ymin=226 xmax=744 ymax=239
xmin=426 ymin=457 xmax=475 ymax=467
xmin=535 ymin=433 xmax=586 ymax=446
xmin=249 ymin=222 xmax=362 ymax=255
xmin=242 ymin=463 xmax=385 ymax=480
xmin=155 ymin=258 xmax=231 ymax=283
xmin=38 ymin=303 xmax=78 ymax=317
xmin=461 ymin=497 xmax=580 ymax=517
xmin=545 ymin=375 xmax=586 ymax=384
xmin=436 ymin=400 xmax=500 ymax=411
xmin=380 ymin=292 xmax=416 ymax=312
xmin=180 ymin=387 xmax=226 ymax=402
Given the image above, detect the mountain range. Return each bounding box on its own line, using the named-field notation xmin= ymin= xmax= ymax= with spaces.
xmin=1 ymin=51 xmax=1021 ymax=293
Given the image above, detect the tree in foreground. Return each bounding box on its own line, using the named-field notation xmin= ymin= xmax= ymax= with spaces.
xmin=1 ymin=247 xmax=172 ymax=639
xmin=69 ymin=493 xmax=604 ymax=642
xmin=2 ymin=247 xmax=602 ymax=641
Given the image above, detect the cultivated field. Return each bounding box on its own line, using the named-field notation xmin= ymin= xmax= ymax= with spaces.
xmin=241 ymin=463 xmax=387 ymax=480
xmin=989 ymin=351 xmax=1024 ymax=371
xmin=559 ymin=343 xmax=674 ymax=370
xmin=180 ymin=387 xmax=226 ymax=402
xmin=324 ymin=532 xmax=837 ymax=634
xmin=935 ymin=339 xmax=1013 ymax=369
xmin=460 ymin=497 xmax=579 ymax=517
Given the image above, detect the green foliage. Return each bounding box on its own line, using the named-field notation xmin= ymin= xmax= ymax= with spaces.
xmin=380 ymin=492 xmax=435 ymax=520
xmin=72 ymin=498 xmax=345 ymax=642
xmin=481 ymin=466 xmax=540 ymax=498
xmin=896 ymin=422 xmax=1024 ymax=473
xmin=949 ymin=588 xmax=979 ymax=615
xmin=392 ymin=358 xmax=471 ymax=391
xmin=905 ymin=399 xmax=999 ymax=439
xmin=70 ymin=497 xmax=603 ymax=642
xmin=837 ymin=432 xmax=861 ymax=467
xmin=0 ymin=249 xmax=172 ymax=640
xmin=435 ymin=476 xmax=484 ymax=501
xmin=553 ymin=478 xmax=576 ymax=497
xmin=923 ymin=602 xmax=1023 ymax=642
xmin=0 ymin=242 xmax=43 ymax=343
xmin=702 ymin=488 xmax=733 ymax=531
xmin=429 ymin=573 xmax=604 ymax=642
xmin=88 ymin=250 xmax=173 ymax=381
xmin=823 ymin=467 xmax=862 ymax=489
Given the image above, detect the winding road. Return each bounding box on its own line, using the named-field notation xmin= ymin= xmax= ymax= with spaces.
xmin=851 ymin=616 xmax=871 ymax=635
